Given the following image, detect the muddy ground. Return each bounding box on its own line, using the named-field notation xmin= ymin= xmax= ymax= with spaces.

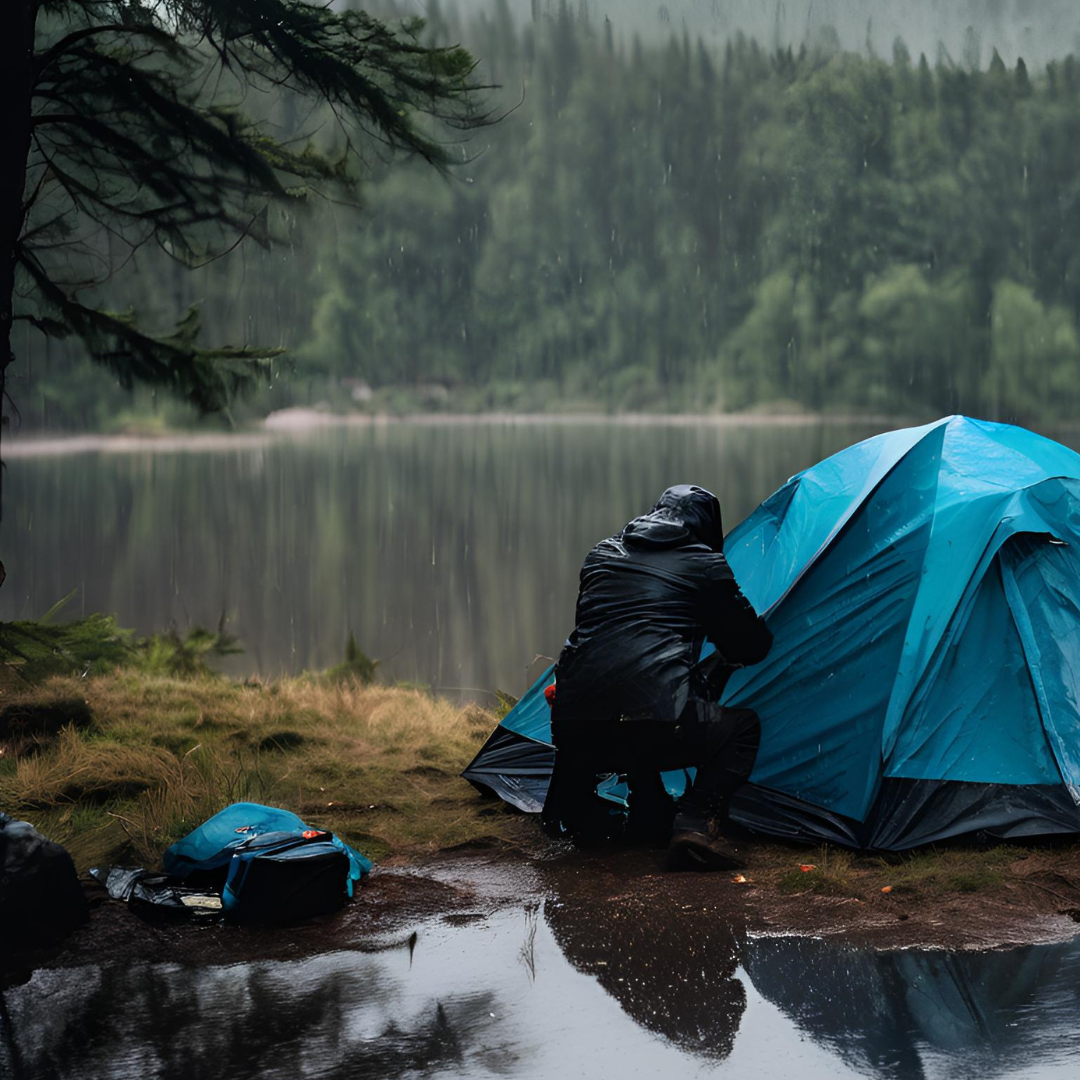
xmin=10 ymin=832 xmax=1080 ymax=987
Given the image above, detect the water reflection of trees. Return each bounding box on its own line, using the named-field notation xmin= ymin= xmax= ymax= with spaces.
xmin=3 ymin=954 xmax=515 ymax=1080
xmin=4 ymin=424 xmax=875 ymax=692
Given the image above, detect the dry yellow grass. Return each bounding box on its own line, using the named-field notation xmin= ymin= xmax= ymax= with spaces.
xmin=0 ymin=672 xmax=528 ymax=870
xmin=4 ymin=727 xmax=178 ymax=808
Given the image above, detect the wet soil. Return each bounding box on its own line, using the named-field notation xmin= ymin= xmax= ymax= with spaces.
xmin=529 ymin=842 xmax=1080 ymax=951
xmin=728 ymin=839 xmax=1080 ymax=949
xmin=13 ymin=836 xmax=1080 ymax=985
xmin=746 ymin=865 xmax=1080 ymax=950
xmin=6 ymin=866 xmax=474 ymax=980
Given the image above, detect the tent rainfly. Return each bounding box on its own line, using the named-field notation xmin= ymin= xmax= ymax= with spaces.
xmin=464 ymin=416 xmax=1080 ymax=850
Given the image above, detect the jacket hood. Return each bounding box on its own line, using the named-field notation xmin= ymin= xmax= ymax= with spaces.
xmin=620 ymin=485 xmax=724 ymax=552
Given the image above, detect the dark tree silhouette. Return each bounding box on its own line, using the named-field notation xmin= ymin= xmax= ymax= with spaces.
xmin=1 ymin=0 xmax=488 ymax=498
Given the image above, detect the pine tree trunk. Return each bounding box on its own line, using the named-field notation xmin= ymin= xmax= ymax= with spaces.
xmin=0 ymin=0 xmax=38 ymax=525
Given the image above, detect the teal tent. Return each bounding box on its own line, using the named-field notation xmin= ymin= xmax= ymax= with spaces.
xmin=464 ymin=416 xmax=1080 ymax=849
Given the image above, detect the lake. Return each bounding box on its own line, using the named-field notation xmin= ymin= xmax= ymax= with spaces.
xmin=4 ymin=418 xmax=904 ymax=697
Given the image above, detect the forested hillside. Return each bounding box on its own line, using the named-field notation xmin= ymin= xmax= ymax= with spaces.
xmin=14 ymin=1 xmax=1080 ymax=428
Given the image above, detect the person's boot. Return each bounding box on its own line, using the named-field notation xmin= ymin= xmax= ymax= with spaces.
xmin=666 ymin=811 xmax=745 ymax=871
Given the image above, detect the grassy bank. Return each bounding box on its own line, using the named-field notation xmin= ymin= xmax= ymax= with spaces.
xmin=5 ymin=661 xmax=1080 ymax=935
xmin=0 ymin=670 xmax=529 ymax=872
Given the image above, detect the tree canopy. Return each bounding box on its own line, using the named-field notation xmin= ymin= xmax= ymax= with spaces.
xmin=294 ymin=7 xmax=1080 ymax=425
xmin=11 ymin=3 xmax=1080 ymax=430
xmin=2 ymin=0 xmax=487 ymax=428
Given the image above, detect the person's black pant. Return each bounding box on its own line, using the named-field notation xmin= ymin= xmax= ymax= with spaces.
xmin=542 ymin=700 xmax=761 ymax=845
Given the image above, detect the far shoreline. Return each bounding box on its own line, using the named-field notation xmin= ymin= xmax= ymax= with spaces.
xmin=2 ymin=409 xmax=902 ymax=458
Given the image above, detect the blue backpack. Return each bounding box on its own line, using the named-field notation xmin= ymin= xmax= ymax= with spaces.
xmin=163 ymin=803 xmax=371 ymax=921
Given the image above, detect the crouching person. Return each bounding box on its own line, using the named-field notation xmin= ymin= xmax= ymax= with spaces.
xmin=541 ymin=485 xmax=771 ymax=870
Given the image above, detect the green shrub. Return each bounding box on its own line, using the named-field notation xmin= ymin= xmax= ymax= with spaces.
xmin=136 ymin=626 xmax=242 ymax=677
xmin=322 ymin=632 xmax=378 ymax=684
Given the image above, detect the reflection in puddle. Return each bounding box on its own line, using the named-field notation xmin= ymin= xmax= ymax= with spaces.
xmin=743 ymin=936 xmax=1080 ymax=1080
xmin=545 ymin=894 xmax=745 ymax=1062
xmin=1 ymin=951 xmax=515 ymax=1080
xmin=4 ymin=897 xmax=1080 ymax=1080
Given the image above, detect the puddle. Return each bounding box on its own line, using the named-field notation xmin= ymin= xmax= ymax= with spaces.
xmin=4 ymin=871 xmax=1080 ymax=1080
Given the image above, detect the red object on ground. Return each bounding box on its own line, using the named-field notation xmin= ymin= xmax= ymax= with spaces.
xmin=544 ymin=683 xmax=557 ymax=707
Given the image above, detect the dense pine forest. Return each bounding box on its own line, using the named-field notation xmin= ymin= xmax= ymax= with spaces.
xmin=12 ymin=1 xmax=1080 ymax=429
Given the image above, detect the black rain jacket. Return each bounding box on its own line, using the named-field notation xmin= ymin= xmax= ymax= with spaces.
xmin=553 ymin=485 xmax=772 ymax=724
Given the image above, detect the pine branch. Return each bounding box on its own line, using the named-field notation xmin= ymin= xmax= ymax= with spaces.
xmin=19 ymin=250 xmax=278 ymax=412
xmin=8 ymin=0 xmax=493 ymax=418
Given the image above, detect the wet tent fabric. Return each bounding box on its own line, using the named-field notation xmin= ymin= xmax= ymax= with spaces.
xmin=722 ymin=416 xmax=1080 ymax=846
xmin=462 ymin=669 xmax=556 ymax=813
xmin=463 ymin=417 xmax=1080 ymax=848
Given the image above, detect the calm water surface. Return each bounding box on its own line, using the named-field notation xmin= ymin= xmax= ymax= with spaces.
xmin=4 ymin=892 xmax=1079 ymax=1080
xmin=2 ymin=420 xmax=898 ymax=696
